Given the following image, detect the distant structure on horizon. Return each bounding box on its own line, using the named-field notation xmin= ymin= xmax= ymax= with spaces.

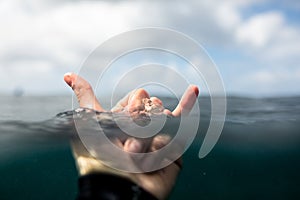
xmin=13 ymin=87 xmax=25 ymax=97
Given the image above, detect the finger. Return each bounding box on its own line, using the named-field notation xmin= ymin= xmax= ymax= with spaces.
xmin=64 ymin=72 xmax=106 ymax=112
xmin=123 ymin=137 xmax=152 ymax=153
xmin=172 ymin=85 xmax=199 ymax=117
xmin=141 ymin=134 xmax=183 ymax=171
xmin=150 ymin=134 xmax=171 ymax=151
xmin=149 ymin=97 xmax=163 ymax=106
xmin=163 ymin=109 xmax=173 ymax=116
xmin=111 ymin=90 xmax=135 ymax=112
xmin=112 ymin=88 xmax=150 ymax=115
xmin=127 ymin=89 xmax=150 ymax=113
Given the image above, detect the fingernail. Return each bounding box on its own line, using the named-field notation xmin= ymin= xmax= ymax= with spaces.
xmin=194 ymin=86 xmax=199 ymax=96
xmin=64 ymin=72 xmax=72 ymax=77
xmin=63 ymin=72 xmax=74 ymax=88
xmin=190 ymin=85 xmax=199 ymax=96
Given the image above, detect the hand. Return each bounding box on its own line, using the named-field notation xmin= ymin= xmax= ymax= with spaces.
xmin=64 ymin=72 xmax=199 ymax=200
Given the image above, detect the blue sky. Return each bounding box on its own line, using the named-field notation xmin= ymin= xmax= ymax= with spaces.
xmin=0 ymin=0 xmax=299 ymax=97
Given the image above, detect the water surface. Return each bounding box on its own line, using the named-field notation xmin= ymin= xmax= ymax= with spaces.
xmin=0 ymin=96 xmax=300 ymax=200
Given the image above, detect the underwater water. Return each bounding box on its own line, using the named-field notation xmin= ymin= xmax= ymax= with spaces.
xmin=0 ymin=96 xmax=300 ymax=200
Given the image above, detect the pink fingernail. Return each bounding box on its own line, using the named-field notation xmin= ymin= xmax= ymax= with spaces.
xmin=64 ymin=72 xmax=72 ymax=77
xmin=195 ymin=87 xmax=199 ymax=96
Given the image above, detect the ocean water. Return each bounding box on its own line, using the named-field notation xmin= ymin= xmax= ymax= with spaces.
xmin=0 ymin=96 xmax=300 ymax=200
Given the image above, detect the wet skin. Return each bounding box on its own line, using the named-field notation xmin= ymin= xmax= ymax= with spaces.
xmin=64 ymin=72 xmax=199 ymax=200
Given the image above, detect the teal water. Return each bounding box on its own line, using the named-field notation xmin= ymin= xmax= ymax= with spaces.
xmin=0 ymin=96 xmax=300 ymax=200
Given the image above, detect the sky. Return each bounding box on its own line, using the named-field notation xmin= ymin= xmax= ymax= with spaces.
xmin=0 ymin=0 xmax=300 ymax=97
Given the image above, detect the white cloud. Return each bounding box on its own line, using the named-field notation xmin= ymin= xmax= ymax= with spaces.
xmin=214 ymin=2 xmax=241 ymax=31
xmin=234 ymin=9 xmax=300 ymax=68
xmin=0 ymin=0 xmax=299 ymax=96
xmin=0 ymin=0 xmax=143 ymax=94
xmin=236 ymin=12 xmax=284 ymax=48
